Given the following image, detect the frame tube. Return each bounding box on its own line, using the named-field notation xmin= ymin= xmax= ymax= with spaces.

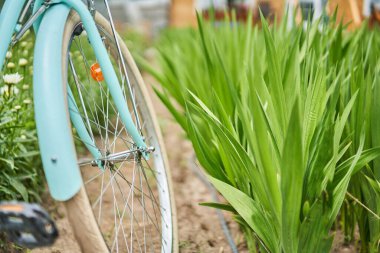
xmin=67 ymin=85 xmax=103 ymax=168
xmin=0 ymin=0 xmax=27 ymax=70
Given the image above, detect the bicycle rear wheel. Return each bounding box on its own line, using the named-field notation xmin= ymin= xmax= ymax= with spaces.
xmin=61 ymin=11 xmax=177 ymax=253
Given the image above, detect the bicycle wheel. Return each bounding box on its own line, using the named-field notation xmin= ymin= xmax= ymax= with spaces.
xmin=61 ymin=11 xmax=177 ymax=253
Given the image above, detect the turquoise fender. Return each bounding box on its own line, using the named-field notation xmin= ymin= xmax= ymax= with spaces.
xmin=33 ymin=4 xmax=82 ymax=201
xmin=33 ymin=0 xmax=148 ymax=201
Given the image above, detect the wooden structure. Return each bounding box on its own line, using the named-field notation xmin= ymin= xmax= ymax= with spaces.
xmin=170 ymin=0 xmax=197 ymax=27
xmin=169 ymin=0 xmax=375 ymax=28
xmin=329 ymin=0 xmax=363 ymax=27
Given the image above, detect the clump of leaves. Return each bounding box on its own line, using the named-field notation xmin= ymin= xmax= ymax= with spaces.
xmin=338 ymin=24 xmax=380 ymax=251
xmin=143 ymin=13 xmax=380 ymax=252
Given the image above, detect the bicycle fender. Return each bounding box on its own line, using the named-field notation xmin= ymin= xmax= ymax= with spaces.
xmin=33 ymin=4 xmax=82 ymax=201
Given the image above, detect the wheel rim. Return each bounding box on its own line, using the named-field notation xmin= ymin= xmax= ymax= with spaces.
xmin=66 ymin=22 xmax=172 ymax=253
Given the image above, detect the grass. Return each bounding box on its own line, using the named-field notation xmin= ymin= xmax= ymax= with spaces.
xmin=143 ymin=13 xmax=380 ymax=252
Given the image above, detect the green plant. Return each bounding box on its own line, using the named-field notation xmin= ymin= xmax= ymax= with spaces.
xmin=0 ymin=31 xmax=43 ymax=202
xmin=337 ymin=25 xmax=380 ymax=251
xmin=143 ymin=14 xmax=380 ymax=252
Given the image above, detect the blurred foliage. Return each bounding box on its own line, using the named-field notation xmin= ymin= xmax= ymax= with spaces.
xmin=0 ymin=31 xmax=43 ymax=203
xmin=144 ymin=13 xmax=380 ymax=253
xmin=121 ymin=28 xmax=150 ymax=61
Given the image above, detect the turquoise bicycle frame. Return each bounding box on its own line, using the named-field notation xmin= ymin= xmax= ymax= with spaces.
xmin=0 ymin=0 xmax=147 ymax=201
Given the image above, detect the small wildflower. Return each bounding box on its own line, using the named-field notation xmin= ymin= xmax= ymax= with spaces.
xmin=1 ymin=85 xmax=18 ymax=95
xmin=0 ymin=85 xmax=9 ymax=95
xmin=20 ymin=41 xmax=28 ymax=48
xmin=0 ymin=85 xmax=19 ymax=95
xmin=22 ymin=84 xmax=29 ymax=90
xmin=3 ymin=73 xmax=23 ymax=84
xmin=14 ymin=105 xmax=21 ymax=110
xmin=19 ymin=58 xmax=28 ymax=67
xmin=13 ymin=87 xmax=19 ymax=95
xmin=5 ymin=51 xmax=12 ymax=59
xmin=20 ymin=135 xmax=26 ymax=140
xmin=23 ymin=99 xmax=31 ymax=104
xmin=7 ymin=62 xmax=15 ymax=69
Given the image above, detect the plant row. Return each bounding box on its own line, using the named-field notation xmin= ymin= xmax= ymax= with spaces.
xmin=144 ymin=14 xmax=380 ymax=252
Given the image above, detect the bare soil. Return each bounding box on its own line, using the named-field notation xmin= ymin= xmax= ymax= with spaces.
xmin=145 ymin=74 xmax=246 ymax=253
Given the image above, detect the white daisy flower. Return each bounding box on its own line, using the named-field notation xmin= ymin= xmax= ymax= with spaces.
xmin=14 ymin=105 xmax=21 ymax=110
xmin=0 ymin=85 xmax=9 ymax=95
xmin=23 ymin=99 xmax=31 ymax=104
xmin=7 ymin=62 xmax=15 ymax=69
xmin=20 ymin=135 xmax=26 ymax=139
xmin=1 ymin=85 xmax=19 ymax=95
xmin=19 ymin=58 xmax=28 ymax=67
xmin=3 ymin=73 xmax=23 ymax=84
xmin=22 ymin=84 xmax=29 ymax=90
xmin=5 ymin=51 xmax=12 ymax=59
xmin=13 ymin=87 xmax=19 ymax=95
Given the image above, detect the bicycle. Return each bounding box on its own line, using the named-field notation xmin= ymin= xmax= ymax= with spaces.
xmin=0 ymin=0 xmax=177 ymax=252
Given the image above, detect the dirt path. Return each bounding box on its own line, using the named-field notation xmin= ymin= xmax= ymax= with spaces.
xmin=31 ymin=74 xmax=243 ymax=253
xmin=144 ymin=75 xmax=246 ymax=253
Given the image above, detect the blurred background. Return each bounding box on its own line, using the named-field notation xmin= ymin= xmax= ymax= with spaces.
xmin=91 ymin=0 xmax=379 ymax=34
xmin=0 ymin=0 xmax=378 ymax=36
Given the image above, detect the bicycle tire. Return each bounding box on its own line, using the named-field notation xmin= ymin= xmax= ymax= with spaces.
xmin=60 ymin=11 xmax=178 ymax=253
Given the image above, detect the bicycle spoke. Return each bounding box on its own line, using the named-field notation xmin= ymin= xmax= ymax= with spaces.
xmin=67 ymin=18 xmax=171 ymax=252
